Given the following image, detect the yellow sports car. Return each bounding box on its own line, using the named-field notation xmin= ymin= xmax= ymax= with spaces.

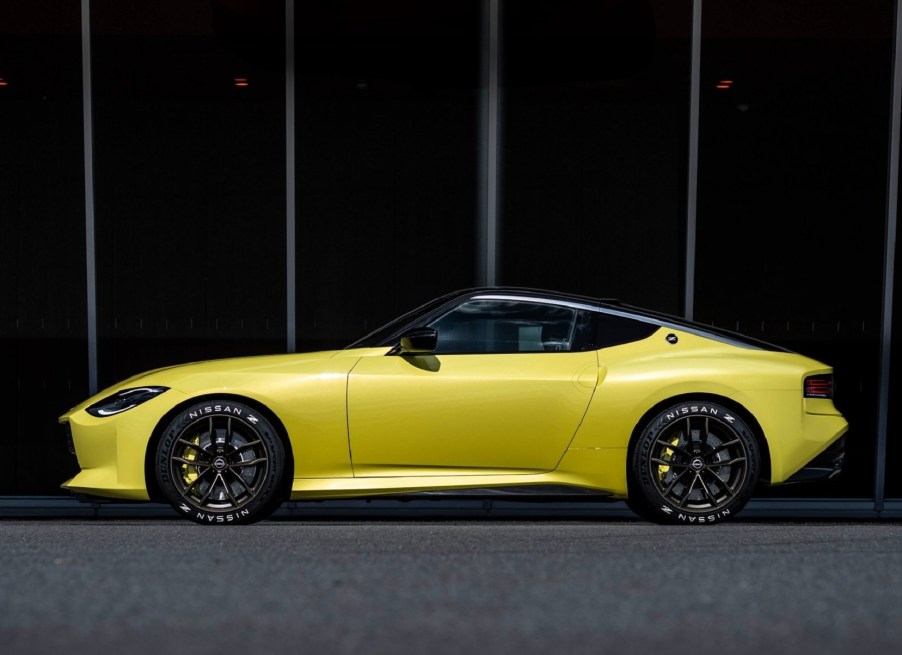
xmin=60 ymin=288 xmax=848 ymax=525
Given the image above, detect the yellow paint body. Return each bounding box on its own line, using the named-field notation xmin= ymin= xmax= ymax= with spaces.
xmin=60 ymin=328 xmax=847 ymax=502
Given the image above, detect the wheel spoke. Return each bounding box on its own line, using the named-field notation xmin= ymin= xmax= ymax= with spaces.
xmin=689 ymin=417 xmax=703 ymax=448
xmin=228 ymin=456 xmax=267 ymax=469
xmin=655 ymin=437 xmax=691 ymax=458
xmin=233 ymin=438 xmax=264 ymax=453
xmin=709 ymin=437 xmax=741 ymax=454
xmin=226 ymin=469 xmax=252 ymax=495
xmin=176 ymin=437 xmax=207 ymax=453
xmin=662 ymin=466 xmax=692 ymax=496
xmin=197 ymin=472 xmax=219 ymax=504
xmin=703 ymin=468 xmax=737 ymax=499
xmin=183 ymin=466 xmax=214 ymax=493
xmin=696 ymin=473 xmax=718 ymax=506
xmin=678 ymin=473 xmax=700 ymax=508
xmin=216 ymin=472 xmax=239 ymax=506
xmin=711 ymin=456 xmax=746 ymax=467
xmin=650 ymin=457 xmax=689 ymax=468
xmin=172 ymin=455 xmax=211 ymax=468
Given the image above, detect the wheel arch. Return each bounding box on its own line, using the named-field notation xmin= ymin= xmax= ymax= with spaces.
xmin=625 ymin=392 xmax=771 ymax=492
xmin=143 ymin=393 xmax=295 ymax=504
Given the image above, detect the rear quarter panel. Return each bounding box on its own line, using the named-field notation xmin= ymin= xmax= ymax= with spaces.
xmin=570 ymin=330 xmax=847 ymax=484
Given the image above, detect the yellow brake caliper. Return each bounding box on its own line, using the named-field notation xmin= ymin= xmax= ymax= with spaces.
xmin=656 ymin=435 xmax=682 ymax=482
xmin=181 ymin=435 xmax=201 ymax=486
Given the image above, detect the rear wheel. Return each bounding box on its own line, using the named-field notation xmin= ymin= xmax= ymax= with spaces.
xmin=155 ymin=399 xmax=286 ymax=525
xmin=628 ymin=400 xmax=760 ymax=525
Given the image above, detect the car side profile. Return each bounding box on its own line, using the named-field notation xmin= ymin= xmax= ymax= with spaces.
xmin=60 ymin=287 xmax=848 ymax=525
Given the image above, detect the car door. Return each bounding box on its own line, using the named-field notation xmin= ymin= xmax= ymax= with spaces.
xmin=346 ymin=298 xmax=600 ymax=476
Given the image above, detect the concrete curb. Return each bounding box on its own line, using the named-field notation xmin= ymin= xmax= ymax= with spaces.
xmin=1 ymin=496 xmax=898 ymax=520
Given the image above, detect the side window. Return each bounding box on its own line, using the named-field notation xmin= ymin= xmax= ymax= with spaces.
xmin=594 ymin=312 xmax=659 ymax=349
xmin=428 ymin=299 xmax=578 ymax=354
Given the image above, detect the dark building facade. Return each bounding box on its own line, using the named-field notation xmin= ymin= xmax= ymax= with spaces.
xmin=2 ymin=0 xmax=900 ymax=513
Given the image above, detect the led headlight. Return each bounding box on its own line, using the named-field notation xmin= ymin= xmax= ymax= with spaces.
xmin=86 ymin=386 xmax=169 ymax=417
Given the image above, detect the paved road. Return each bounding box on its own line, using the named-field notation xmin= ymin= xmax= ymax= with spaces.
xmin=1 ymin=519 xmax=900 ymax=655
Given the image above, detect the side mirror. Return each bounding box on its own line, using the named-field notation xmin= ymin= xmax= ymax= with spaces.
xmin=397 ymin=327 xmax=438 ymax=354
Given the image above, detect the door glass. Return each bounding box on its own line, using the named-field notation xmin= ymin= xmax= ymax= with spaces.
xmin=428 ymin=300 xmax=577 ymax=353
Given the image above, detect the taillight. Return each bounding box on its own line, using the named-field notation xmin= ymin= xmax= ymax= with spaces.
xmin=804 ymin=374 xmax=834 ymax=399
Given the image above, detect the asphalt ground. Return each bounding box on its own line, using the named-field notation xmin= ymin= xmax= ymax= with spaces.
xmin=1 ymin=519 xmax=900 ymax=655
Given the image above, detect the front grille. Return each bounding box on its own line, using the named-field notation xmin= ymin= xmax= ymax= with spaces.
xmin=62 ymin=421 xmax=76 ymax=456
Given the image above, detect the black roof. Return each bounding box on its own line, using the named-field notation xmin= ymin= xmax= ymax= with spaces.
xmin=349 ymin=286 xmax=791 ymax=353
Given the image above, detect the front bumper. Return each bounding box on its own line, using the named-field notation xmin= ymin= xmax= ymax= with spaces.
xmin=58 ymin=391 xmax=182 ymax=501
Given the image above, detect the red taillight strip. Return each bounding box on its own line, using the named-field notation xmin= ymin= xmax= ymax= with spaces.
xmin=804 ymin=375 xmax=833 ymax=399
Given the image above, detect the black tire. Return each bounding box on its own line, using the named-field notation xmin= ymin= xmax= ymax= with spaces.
xmin=627 ymin=400 xmax=760 ymax=525
xmin=155 ymin=399 xmax=286 ymax=525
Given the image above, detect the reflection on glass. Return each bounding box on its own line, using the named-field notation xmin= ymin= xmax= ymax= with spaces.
xmin=0 ymin=0 xmax=86 ymax=493
xmin=91 ymin=0 xmax=287 ymax=386
xmin=695 ymin=0 xmax=894 ymax=498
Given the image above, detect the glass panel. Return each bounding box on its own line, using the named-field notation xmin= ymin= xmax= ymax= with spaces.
xmin=500 ymin=0 xmax=693 ymax=312
xmin=0 ymin=0 xmax=86 ymax=494
xmin=429 ymin=299 xmax=577 ymax=353
xmin=91 ymin=0 xmax=286 ymax=387
xmin=294 ymin=2 xmax=481 ymax=351
xmin=695 ymin=0 xmax=894 ymax=498
xmin=594 ymin=312 xmax=658 ymax=349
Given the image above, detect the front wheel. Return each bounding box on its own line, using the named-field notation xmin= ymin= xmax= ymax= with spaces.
xmin=155 ymin=399 xmax=287 ymax=525
xmin=627 ymin=400 xmax=760 ymax=525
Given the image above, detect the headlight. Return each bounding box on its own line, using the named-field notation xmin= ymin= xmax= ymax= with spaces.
xmin=86 ymin=386 xmax=170 ymax=417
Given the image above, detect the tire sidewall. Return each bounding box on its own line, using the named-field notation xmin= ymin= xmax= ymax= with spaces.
xmin=630 ymin=400 xmax=760 ymax=525
xmin=156 ymin=399 xmax=285 ymax=525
